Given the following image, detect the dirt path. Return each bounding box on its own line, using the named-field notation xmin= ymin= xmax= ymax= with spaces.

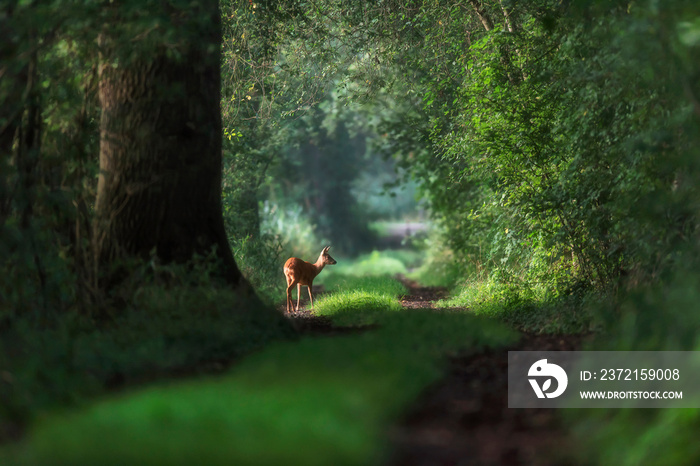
xmin=387 ymin=280 xmax=585 ymax=466
xmin=285 ymin=278 xmax=587 ymax=465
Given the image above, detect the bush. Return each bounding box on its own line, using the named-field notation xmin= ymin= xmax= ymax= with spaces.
xmin=408 ymin=229 xmax=470 ymax=289
xmin=259 ymin=202 xmax=321 ymax=261
xmin=231 ymin=234 xmax=288 ymax=305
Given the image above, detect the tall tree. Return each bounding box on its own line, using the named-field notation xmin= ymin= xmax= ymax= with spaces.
xmin=93 ymin=1 xmax=246 ymax=287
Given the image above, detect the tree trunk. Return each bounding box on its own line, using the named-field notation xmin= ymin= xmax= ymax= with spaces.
xmin=94 ymin=1 xmax=246 ymax=288
xmin=499 ymin=0 xmax=516 ymax=33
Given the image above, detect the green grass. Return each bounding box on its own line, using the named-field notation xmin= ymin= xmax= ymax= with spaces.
xmin=375 ymin=249 xmax=424 ymax=269
xmin=314 ymin=291 xmax=402 ymax=327
xmin=319 ymin=251 xmax=410 ymax=280
xmin=2 ymin=277 xmax=517 ymax=466
xmin=439 ymin=276 xmax=599 ymax=334
xmin=314 ymin=276 xmax=407 ymax=326
xmin=0 ymin=277 xmax=295 ymax=430
xmin=322 ymin=274 xmax=407 ymax=297
xmin=312 ymin=258 xmax=410 ymax=328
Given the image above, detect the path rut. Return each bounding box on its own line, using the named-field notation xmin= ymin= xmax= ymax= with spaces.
xmin=387 ymin=280 xmax=585 ymax=466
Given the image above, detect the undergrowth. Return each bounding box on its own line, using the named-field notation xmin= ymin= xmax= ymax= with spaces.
xmin=231 ymin=234 xmax=288 ymax=304
xmin=439 ymin=274 xmax=601 ymax=334
xmin=0 ymin=260 xmax=294 ymax=431
xmin=566 ymin=267 xmax=700 ymax=466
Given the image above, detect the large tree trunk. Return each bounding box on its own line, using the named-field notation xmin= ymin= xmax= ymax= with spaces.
xmin=94 ymin=1 xmax=246 ymax=288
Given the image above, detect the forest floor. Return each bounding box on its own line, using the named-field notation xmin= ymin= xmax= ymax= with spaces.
xmin=0 ymin=280 xmax=584 ymax=466
xmin=291 ymin=279 xmax=587 ymax=466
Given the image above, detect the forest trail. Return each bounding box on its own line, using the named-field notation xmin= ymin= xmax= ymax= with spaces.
xmin=389 ymin=279 xmax=585 ymax=466
xmin=2 ymin=277 xmax=589 ymax=465
xmin=289 ymin=278 xmax=587 ymax=465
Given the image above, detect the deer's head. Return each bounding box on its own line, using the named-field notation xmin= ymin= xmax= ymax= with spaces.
xmin=320 ymin=246 xmax=337 ymax=265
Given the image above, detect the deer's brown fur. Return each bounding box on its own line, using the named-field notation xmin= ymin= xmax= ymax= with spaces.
xmin=284 ymin=246 xmax=336 ymax=313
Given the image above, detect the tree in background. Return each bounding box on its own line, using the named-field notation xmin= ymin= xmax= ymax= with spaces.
xmin=219 ymin=1 xmax=422 ymax=259
xmin=278 ymin=102 xmax=375 ymax=254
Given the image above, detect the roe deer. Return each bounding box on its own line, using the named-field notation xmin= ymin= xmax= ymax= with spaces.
xmin=284 ymin=246 xmax=337 ymax=313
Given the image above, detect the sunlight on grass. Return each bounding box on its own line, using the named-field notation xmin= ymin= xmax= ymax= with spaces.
xmin=314 ymin=276 xmax=406 ymax=326
xmin=323 ymin=275 xmax=407 ymax=297
xmin=314 ymin=290 xmax=403 ymax=326
xmin=319 ymin=251 xmax=409 ymax=281
xmin=439 ymin=276 xmax=598 ymax=334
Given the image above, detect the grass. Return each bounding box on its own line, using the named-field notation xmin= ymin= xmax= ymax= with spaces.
xmin=439 ymin=275 xmax=600 ymax=334
xmin=322 ymin=275 xmax=408 ymax=297
xmin=0 ymin=276 xmax=295 ymax=430
xmin=314 ymin=291 xmax=403 ymax=327
xmin=2 ymin=276 xmax=518 ymax=466
xmin=314 ymin=276 xmax=407 ymax=326
xmin=318 ymin=250 xmax=410 ymax=281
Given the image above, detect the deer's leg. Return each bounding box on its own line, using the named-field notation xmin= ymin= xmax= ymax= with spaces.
xmin=296 ymin=283 xmax=302 ymax=311
xmin=286 ymin=283 xmax=295 ymax=313
xmin=308 ymin=284 xmax=314 ymax=310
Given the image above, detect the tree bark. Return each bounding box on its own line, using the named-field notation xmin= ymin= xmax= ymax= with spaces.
xmin=468 ymin=0 xmax=494 ymax=31
xmin=94 ymin=1 xmax=246 ymax=288
xmin=499 ymin=0 xmax=516 ymax=33
xmin=468 ymin=0 xmax=522 ymax=84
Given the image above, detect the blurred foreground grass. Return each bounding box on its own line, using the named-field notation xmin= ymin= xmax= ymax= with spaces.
xmin=2 ymin=276 xmax=516 ymax=466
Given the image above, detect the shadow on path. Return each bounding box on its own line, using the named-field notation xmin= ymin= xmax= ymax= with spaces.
xmin=389 ymin=278 xmax=587 ymax=466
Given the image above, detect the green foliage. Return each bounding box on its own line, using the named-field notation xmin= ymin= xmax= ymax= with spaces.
xmin=408 ymin=228 xmax=474 ymax=288
xmin=219 ymin=0 xmax=426 ymax=256
xmin=275 ymin=104 xmax=378 ymax=254
xmin=341 ymin=0 xmax=700 ymax=300
xmin=259 ymin=202 xmax=320 ymax=259
xmin=567 ymin=267 xmax=700 ymax=465
xmin=230 ymin=234 xmax=288 ymax=304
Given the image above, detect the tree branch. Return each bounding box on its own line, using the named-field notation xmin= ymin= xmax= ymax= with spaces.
xmin=467 ymin=0 xmax=494 ymax=31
